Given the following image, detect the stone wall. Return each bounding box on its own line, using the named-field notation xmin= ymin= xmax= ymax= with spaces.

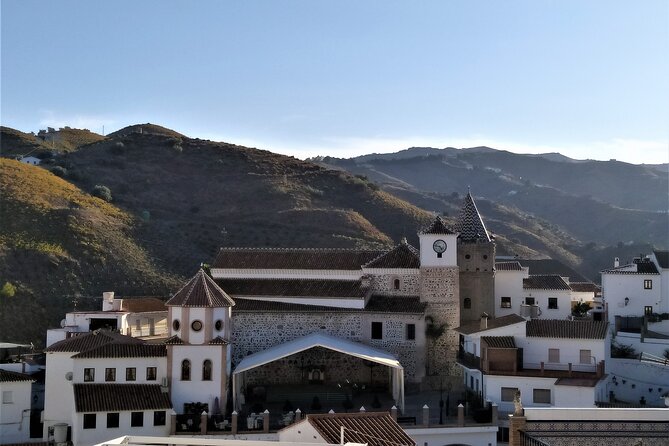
xmin=366 ymin=270 xmax=420 ymax=296
xmin=420 ymin=266 xmax=460 ymax=377
xmin=231 ymin=310 xmax=424 ymax=381
xmin=458 ymin=241 xmax=496 ymax=325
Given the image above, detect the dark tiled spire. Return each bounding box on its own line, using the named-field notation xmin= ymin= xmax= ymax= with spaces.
xmin=456 ymin=191 xmax=491 ymax=243
xmin=166 ymin=269 xmax=235 ymax=307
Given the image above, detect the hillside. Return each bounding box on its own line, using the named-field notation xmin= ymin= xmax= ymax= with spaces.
xmin=0 ymin=126 xmax=105 ymax=157
xmin=0 ymin=159 xmax=180 ymax=345
xmin=57 ymin=131 xmax=433 ymax=276
xmin=316 ymin=150 xmax=669 ymax=248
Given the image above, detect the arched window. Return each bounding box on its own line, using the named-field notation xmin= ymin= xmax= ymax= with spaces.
xmin=393 ymin=278 xmax=400 ymax=290
xmin=463 ymin=298 xmax=471 ymax=309
xmin=181 ymin=359 xmax=191 ymax=381
xmin=202 ymin=360 xmax=212 ymax=381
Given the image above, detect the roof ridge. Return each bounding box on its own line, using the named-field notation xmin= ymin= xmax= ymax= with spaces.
xmin=218 ymin=247 xmax=384 ymax=252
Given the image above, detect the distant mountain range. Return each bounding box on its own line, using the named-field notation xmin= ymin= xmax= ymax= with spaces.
xmin=0 ymin=124 xmax=665 ymax=344
xmin=311 ymin=147 xmax=668 ymax=248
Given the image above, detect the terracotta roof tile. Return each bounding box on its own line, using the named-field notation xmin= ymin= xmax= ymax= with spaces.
xmin=526 ymin=320 xmax=608 ymax=339
xmin=0 ymin=369 xmax=35 ymax=383
xmin=523 ymin=275 xmax=571 ymax=290
xmin=45 ymin=331 xmax=144 ymax=353
xmin=420 ymin=215 xmax=456 ymax=235
xmin=481 ymin=336 xmax=516 ymax=348
xmin=166 ymin=269 xmax=235 ymax=307
xmin=456 ymin=314 xmax=526 ymax=335
xmin=208 ymin=336 xmax=229 ymax=345
xmin=495 ymin=261 xmax=523 ymax=271
xmin=71 ymin=343 xmax=166 ymax=359
xmin=305 ymin=412 xmax=415 ymax=446
xmin=73 ymin=384 xmax=172 ymax=412
xmin=163 ymin=335 xmax=184 ymax=345
xmin=120 ymin=297 xmax=167 ymax=313
xmin=213 ymin=248 xmax=385 ymax=270
xmin=456 ymin=192 xmax=491 ymax=243
xmin=217 ymin=279 xmax=367 ymax=298
xmin=569 ymin=282 xmax=601 ymax=293
xmin=364 ymin=240 xmax=419 ymax=269
xmin=602 ymin=260 xmax=660 ymax=275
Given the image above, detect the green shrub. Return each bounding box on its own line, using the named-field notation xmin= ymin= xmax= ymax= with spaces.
xmin=51 ymin=166 xmax=68 ymax=177
xmin=611 ymin=342 xmax=637 ymax=359
xmin=0 ymin=282 xmax=16 ymax=298
xmin=92 ymin=185 xmax=112 ymax=202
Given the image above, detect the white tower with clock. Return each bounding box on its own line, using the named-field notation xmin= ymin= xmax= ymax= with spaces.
xmin=165 ymin=269 xmax=235 ymax=416
xmin=418 ymin=216 xmax=460 ymax=380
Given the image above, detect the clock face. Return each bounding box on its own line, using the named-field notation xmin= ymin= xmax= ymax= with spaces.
xmin=433 ymin=239 xmax=447 ymax=253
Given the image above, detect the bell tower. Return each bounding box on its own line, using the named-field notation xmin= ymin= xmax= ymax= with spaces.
xmin=456 ymin=191 xmax=495 ymax=324
xmin=419 ymin=216 xmax=460 ymax=377
xmin=165 ymin=269 xmax=235 ymax=415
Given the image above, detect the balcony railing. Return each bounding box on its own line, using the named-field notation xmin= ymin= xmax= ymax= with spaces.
xmin=457 ymin=351 xmax=481 ymax=370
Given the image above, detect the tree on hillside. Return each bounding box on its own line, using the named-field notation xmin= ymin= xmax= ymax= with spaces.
xmin=92 ymin=185 xmax=112 ymax=202
xmin=0 ymin=282 xmax=16 ymax=298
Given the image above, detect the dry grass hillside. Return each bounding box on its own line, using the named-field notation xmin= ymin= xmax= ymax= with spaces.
xmin=0 ymin=126 xmax=105 ymax=157
xmin=58 ymin=129 xmax=433 ymax=275
xmin=0 ymin=159 xmax=180 ymax=344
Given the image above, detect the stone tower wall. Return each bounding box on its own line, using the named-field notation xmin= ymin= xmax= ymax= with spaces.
xmin=458 ymin=242 xmax=496 ymax=325
xmin=419 ymin=266 xmax=460 ymax=376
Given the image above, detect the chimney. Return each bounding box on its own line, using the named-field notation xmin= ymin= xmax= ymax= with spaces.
xmin=480 ymin=313 xmax=489 ymax=330
xmin=102 ymin=292 xmax=115 ymax=311
xmin=614 ymin=257 xmax=619 ymax=268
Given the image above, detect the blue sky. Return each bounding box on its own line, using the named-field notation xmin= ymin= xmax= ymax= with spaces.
xmin=2 ymin=1 xmax=668 ymax=164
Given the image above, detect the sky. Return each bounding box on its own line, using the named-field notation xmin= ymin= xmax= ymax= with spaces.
xmin=2 ymin=0 xmax=668 ymax=164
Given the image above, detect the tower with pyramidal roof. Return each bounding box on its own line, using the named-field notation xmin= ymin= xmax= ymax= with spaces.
xmin=456 ymin=191 xmax=495 ymax=325
xmin=165 ymin=268 xmax=235 ymax=415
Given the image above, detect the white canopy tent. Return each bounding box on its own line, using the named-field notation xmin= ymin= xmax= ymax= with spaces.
xmin=232 ymin=332 xmax=405 ymax=411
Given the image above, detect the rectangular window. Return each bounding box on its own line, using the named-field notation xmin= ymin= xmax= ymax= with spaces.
xmin=533 ymin=389 xmax=551 ymax=404
xmin=579 ymin=349 xmax=591 ymax=364
xmin=136 ymin=319 xmax=141 ymax=330
xmin=107 ymin=413 xmax=120 ymax=428
xmin=83 ymin=413 xmax=96 ymax=429
xmin=525 ymin=297 xmax=536 ymax=305
xmin=501 ymin=387 xmax=518 ymax=402
xmin=645 ymin=306 xmax=653 ymax=316
xmin=406 ymin=324 xmax=416 ymax=340
xmin=548 ymin=348 xmax=560 ymax=363
xmin=84 ymin=368 xmax=95 ymax=382
xmin=2 ymin=391 xmax=13 ymax=404
xmin=131 ymin=411 xmax=144 ymax=427
xmin=126 ymin=367 xmax=137 ymax=381
xmin=548 ymin=297 xmax=558 ymax=309
xmin=154 ymin=411 xmax=166 ymax=426
xmin=105 ymin=368 xmax=116 ymax=382
xmin=146 ymin=367 xmax=157 ymax=381
xmin=371 ymin=322 xmax=383 ymax=340
xmin=501 ymin=296 xmax=511 ymax=308
xmin=644 ymin=280 xmax=652 ymax=290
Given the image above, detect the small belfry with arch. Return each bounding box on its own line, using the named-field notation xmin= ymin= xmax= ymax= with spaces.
xmin=165 ymin=268 xmax=235 ymax=415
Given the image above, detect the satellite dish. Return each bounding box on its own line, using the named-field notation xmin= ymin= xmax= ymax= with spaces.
xmin=65 ymin=372 xmax=73 ymax=381
xmin=60 ymin=319 xmax=67 ymax=328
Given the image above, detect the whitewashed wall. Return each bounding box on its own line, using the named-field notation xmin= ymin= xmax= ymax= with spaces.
xmin=494 ymin=269 xmax=528 ymax=318
xmin=43 ymin=352 xmax=76 ymax=438
xmin=0 ymin=380 xmax=33 ymax=444
xmin=602 ymin=273 xmax=662 ymax=318
xmin=73 ymin=410 xmax=171 ymax=446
